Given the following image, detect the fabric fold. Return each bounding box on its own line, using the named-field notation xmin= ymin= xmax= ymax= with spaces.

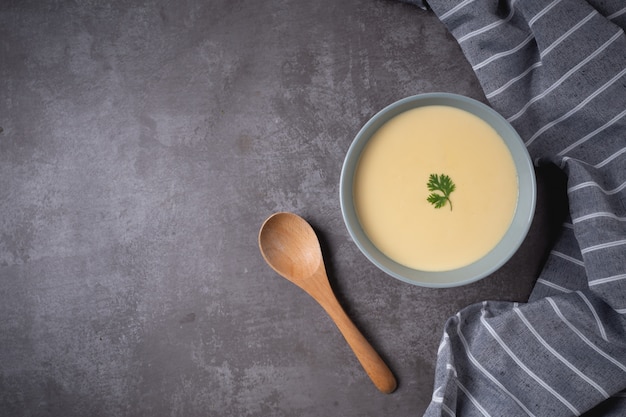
xmin=408 ymin=0 xmax=626 ymax=415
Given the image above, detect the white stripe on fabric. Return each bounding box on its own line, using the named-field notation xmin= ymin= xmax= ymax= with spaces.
xmin=568 ymin=180 xmax=626 ymax=195
xmin=456 ymin=313 xmax=537 ymax=417
xmin=575 ymin=291 xmax=608 ymax=341
xmin=486 ymin=61 xmax=542 ymax=99
xmin=438 ymin=332 xmax=450 ymax=355
xmin=559 ymin=156 xmax=579 ymax=169
xmin=540 ymin=11 xmax=598 ymax=58
xmin=528 ymin=0 xmax=563 ymax=27
xmin=560 ymin=147 xmax=626 ymax=169
xmin=513 ymin=306 xmax=610 ymax=398
xmin=563 ymin=222 xmax=574 ymax=229
xmin=547 ymin=297 xmax=626 ymax=372
xmin=573 ymin=211 xmax=626 ymax=224
xmin=536 ymin=278 xmax=573 ymax=293
xmin=459 ymin=2 xmax=517 ymax=43
xmin=525 ymin=66 xmax=626 ymax=147
xmin=433 ymin=387 xmax=457 ymax=416
xmin=479 ymin=306 xmax=581 ymax=415
xmin=576 ymin=291 xmax=609 ymax=342
xmin=607 ymin=7 xmax=626 ymax=20
xmin=432 ymin=387 xmax=444 ymax=402
xmin=589 ymin=274 xmax=626 ymax=286
xmin=615 ymin=308 xmax=626 ymax=314
xmin=447 ymin=362 xmax=458 ymax=377
xmin=473 ymin=34 xmax=535 ymax=71
xmin=551 ymin=250 xmax=585 ymax=266
xmin=442 ymin=403 xmax=456 ymax=417
xmin=508 ymin=29 xmax=624 ymax=123
xmin=558 ymin=106 xmax=626 ymax=156
xmin=581 ymin=239 xmax=626 ymax=254
xmin=440 ymin=0 xmax=477 ymax=21
xmin=456 ymin=381 xmax=492 ymax=417
xmin=595 ymin=147 xmax=626 ymax=168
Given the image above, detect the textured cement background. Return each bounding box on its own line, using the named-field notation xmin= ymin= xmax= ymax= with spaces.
xmin=0 ymin=1 xmax=565 ymax=416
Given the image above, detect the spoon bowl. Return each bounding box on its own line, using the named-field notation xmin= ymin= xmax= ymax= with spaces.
xmin=258 ymin=212 xmax=322 ymax=285
xmin=259 ymin=212 xmax=397 ymax=394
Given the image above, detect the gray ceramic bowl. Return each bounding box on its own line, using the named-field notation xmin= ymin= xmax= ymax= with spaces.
xmin=340 ymin=93 xmax=536 ymax=288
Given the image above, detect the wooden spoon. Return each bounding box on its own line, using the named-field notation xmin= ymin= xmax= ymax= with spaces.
xmin=258 ymin=212 xmax=397 ymax=394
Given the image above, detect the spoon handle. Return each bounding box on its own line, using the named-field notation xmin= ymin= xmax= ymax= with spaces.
xmin=311 ymin=277 xmax=397 ymax=394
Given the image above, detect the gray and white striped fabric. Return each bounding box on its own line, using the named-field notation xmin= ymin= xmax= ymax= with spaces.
xmin=405 ymin=1 xmax=626 ymax=416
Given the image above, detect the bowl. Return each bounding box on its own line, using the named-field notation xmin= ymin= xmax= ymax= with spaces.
xmin=339 ymin=93 xmax=536 ymax=288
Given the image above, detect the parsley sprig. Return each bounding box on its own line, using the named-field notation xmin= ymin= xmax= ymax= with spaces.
xmin=427 ymin=173 xmax=456 ymax=211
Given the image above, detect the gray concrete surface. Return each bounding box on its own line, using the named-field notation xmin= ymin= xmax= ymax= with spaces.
xmin=0 ymin=1 xmax=564 ymax=416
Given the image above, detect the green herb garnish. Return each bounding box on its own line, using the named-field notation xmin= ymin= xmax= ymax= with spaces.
xmin=427 ymin=173 xmax=455 ymax=211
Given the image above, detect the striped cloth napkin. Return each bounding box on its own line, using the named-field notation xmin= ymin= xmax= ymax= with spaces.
xmin=401 ymin=1 xmax=626 ymax=415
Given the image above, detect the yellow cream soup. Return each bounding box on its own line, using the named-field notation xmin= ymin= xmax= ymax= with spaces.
xmin=354 ymin=105 xmax=518 ymax=271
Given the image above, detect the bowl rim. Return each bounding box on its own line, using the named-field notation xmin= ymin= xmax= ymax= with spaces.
xmin=339 ymin=92 xmax=537 ymax=288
